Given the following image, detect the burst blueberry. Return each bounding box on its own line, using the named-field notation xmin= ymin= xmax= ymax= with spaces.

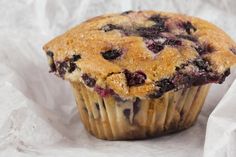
xmin=149 ymin=14 xmax=168 ymax=32
xmin=124 ymin=69 xmax=147 ymax=86
xmin=146 ymin=41 xmax=164 ymax=53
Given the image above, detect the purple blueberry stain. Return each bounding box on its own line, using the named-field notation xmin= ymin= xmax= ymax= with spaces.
xmin=81 ymin=73 xmax=96 ymax=87
xmin=124 ymin=69 xmax=147 ymax=86
xmin=94 ymin=86 xmax=114 ymax=97
xmin=101 ymin=49 xmax=122 ymax=60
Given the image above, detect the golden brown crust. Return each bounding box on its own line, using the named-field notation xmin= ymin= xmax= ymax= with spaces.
xmin=43 ymin=10 xmax=236 ymax=99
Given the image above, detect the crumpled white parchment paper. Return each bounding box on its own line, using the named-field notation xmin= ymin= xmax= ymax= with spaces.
xmin=0 ymin=0 xmax=236 ymax=157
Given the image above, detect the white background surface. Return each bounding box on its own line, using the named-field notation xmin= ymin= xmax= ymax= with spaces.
xmin=0 ymin=0 xmax=236 ymax=157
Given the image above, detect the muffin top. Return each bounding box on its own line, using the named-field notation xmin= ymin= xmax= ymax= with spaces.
xmin=43 ymin=10 xmax=236 ymax=99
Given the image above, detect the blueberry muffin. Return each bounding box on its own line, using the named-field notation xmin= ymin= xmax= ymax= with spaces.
xmin=43 ymin=10 xmax=236 ymax=140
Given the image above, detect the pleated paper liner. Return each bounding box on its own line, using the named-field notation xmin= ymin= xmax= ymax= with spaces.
xmin=70 ymin=82 xmax=210 ymax=140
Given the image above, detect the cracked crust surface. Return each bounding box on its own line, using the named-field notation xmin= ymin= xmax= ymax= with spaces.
xmin=43 ymin=10 xmax=236 ymax=99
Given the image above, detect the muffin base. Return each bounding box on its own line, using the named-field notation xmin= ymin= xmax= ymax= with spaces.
xmin=70 ymin=82 xmax=210 ymax=140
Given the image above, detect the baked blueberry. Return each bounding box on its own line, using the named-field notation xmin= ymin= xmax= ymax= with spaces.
xmin=149 ymin=14 xmax=168 ymax=32
xmin=81 ymin=73 xmax=96 ymax=87
xmin=146 ymin=40 xmax=164 ymax=53
xmin=124 ymin=69 xmax=147 ymax=86
xmin=101 ymin=49 xmax=122 ymax=60
xmin=179 ymin=21 xmax=197 ymax=34
xmin=71 ymin=54 xmax=81 ymax=62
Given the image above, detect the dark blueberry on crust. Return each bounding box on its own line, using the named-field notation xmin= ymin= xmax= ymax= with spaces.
xmin=133 ymin=98 xmax=141 ymax=115
xmin=71 ymin=54 xmax=81 ymax=62
xmin=156 ymin=79 xmax=175 ymax=93
xmin=172 ymin=71 xmax=220 ymax=87
xmin=148 ymin=90 xmax=163 ymax=99
xmin=56 ymin=61 xmax=68 ymax=77
xmin=68 ymin=62 xmax=77 ymax=73
xmin=193 ymin=58 xmax=211 ymax=72
xmin=179 ymin=21 xmax=197 ymax=34
xmin=149 ymin=14 xmax=168 ymax=32
xmin=46 ymin=51 xmax=56 ymax=72
xmin=124 ymin=69 xmax=147 ymax=86
xmin=121 ymin=10 xmax=133 ymax=15
xmin=149 ymin=79 xmax=175 ymax=98
xmin=164 ymin=38 xmax=182 ymax=46
xmin=81 ymin=73 xmax=96 ymax=87
xmin=123 ymin=109 xmax=131 ymax=120
xmin=176 ymin=34 xmax=198 ymax=42
xmin=68 ymin=54 xmax=80 ymax=73
xmin=101 ymin=24 xmax=122 ymax=32
xmin=95 ymin=103 xmax=100 ymax=110
xmin=46 ymin=51 xmax=54 ymax=57
xmin=218 ymin=68 xmax=230 ymax=83
xmin=94 ymin=86 xmax=114 ymax=97
xmin=146 ymin=41 xmax=164 ymax=54
xmin=230 ymin=47 xmax=236 ymax=55
xmin=194 ymin=43 xmax=215 ymax=55
xmin=101 ymin=49 xmax=122 ymax=60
